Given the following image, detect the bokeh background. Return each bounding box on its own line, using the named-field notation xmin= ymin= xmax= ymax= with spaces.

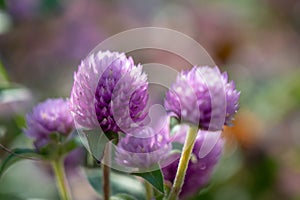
xmin=1 ymin=0 xmax=300 ymax=199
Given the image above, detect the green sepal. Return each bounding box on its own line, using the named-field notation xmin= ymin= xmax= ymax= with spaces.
xmin=38 ymin=133 xmax=82 ymax=160
xmin=169 ymin=116 xmax=180 ymax=131
xmin=105 ymin=131 xmax=119 ymax=143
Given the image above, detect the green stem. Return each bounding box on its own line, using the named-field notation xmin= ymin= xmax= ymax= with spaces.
xmin=167 ymin=126 xmax=198 ymax=200
xmin=102 ymin=144 xmax=111 ymax=200
xmin=51 ymin=158 xmax=72 ymax=200
xmin=145 ymin=181 xmax=153 ymax=200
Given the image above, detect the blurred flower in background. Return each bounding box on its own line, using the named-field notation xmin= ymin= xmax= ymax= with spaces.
xmin=24 ymin=98 xmax=74 ymax=149
xmin=1 ymin=0 xmax=300 ymax=199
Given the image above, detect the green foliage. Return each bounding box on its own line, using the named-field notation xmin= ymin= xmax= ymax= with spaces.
xmin=0 ymin=60 xmax=9 ymax=87
xmin=247 ymin=70 xmax=300 ymax=122
xmin=247 ymin=153 xmax=278 ymax=198
xmin=110 ymin=193 xmax=138 ymax=200
xmin=83 ymin=129 xmax=109 ymax=161
xmin=38 ymin=133 xmax=82 ymax=160
xmin=40 ymin=0 xmax=61 ymax=14
xmin=0 ymin=133 xmax=82 ymax=178
xmin=153 ymin=186 xmax=166 ymax=200
xmin=13 ymin=115 xmax=26 ymax=130
xmin=0 ymin=148 xmax=41 ymax=178
xmin=86 ymin=168 xmax=145 ymax=199
xmin=0 ymin=193 xmax=23 ymax=200
xmin=133 ymin=169 xmax=165 ymax=194
xmin=0 ymin=0 xmax=5 ymax=9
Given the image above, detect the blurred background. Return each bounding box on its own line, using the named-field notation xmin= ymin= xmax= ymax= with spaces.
xmin=0 ymin=0 xmax=300 ymax=199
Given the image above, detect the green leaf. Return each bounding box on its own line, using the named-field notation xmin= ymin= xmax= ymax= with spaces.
xmin=0 ymin=60 xmax=9 ymax=87
xmin=85 ymin=168 xmax=145 ymax=199
xmin=83 ymin=129 xmax=108 ymax=161
xmin=0 ymin=87 xmax=31 ymax=107
xmin=41 ymin=0 xmax=61 ymax=13
xmin=0 ymin=0 xmax=6 ymax=10
xmin=0 ymin=148 xmax=41 ymax=178
xmin=110 ymin=193 xmax=137 ymax=200
xmin=14 ymin=115 xmax=26 ymax=129
xmin=153 ymin=187 xmax=165 ymax=200
xmin=133 ymin=169 xmax=165 ymax=194
xmin=62 ymin=136 xmax=82 ymax=155
xmin=0 ymin=193 xmax=23 ymax=200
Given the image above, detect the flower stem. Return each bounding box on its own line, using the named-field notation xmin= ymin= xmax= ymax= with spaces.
xmin=145 ymin=181 xmax=153 ymax=200
xmin=102 ymin=144 xmax=111 ymax=200
xmin=51 ymin=158 xmax=72 ymax=200
xmin=167 ymin=126 xmax=198 ymax=200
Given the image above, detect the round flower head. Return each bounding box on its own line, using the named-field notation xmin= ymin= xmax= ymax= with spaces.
xmin=70 ymin=51 xmax=148 ymax=133
xmin=115 ymin=125 xmax=171 ymax=171
xmin=24 ymin=98 xmax=74 ymax=149
xmin=164 ymin=66 xmax=240 ymax=131
xmin=162 ymin=125 xmax=224 ymax=198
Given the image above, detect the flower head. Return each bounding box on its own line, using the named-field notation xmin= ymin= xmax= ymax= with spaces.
xmin=70 ymin=51 xmax=148 ymax=133
xmin=115 ymin=125 xmax=171 ymax=170
xmin=7 ymin=0 xmax=40 ymax=20
xmin=164 ymin=66 xmax=240 ymax=131
xmin=162 ymin=125 xmax=224 ymax=198
xmin=24 ymin=98 xmax=74 ymax=149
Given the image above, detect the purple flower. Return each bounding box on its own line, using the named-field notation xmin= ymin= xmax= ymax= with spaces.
xmin=115 ymin=125 xmax=171 ymax=170
xmin=164 ymin=66 xmax=240 ymax=131
xmin=162 ymin=125 xmax=224 ymax=198
xmin=70 ymin=51 xmax=148 ymax=134
xmin=24 ymin=98 xmax=74 ymax=149
xmin=6 ymin=0 xmax=40 ymax=20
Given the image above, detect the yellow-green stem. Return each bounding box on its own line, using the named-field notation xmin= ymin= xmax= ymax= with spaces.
xmin=167 ymin=126 xmax=198 ymax=200
xmin=145 ymin=181 xmax=153 ymax=200
xmin=51 ymin=158 xmax=72 ymax=200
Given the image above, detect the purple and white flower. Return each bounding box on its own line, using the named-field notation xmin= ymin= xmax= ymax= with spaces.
xmin=115 ymin=125 xmax=171 ymax=170
xmin=164 ymin=66 xmax=240 ymax=131
xmin=24 ymin=98 xmax=74 ymax=149
xmin=70 ymin=51 xmax=148 ymax=134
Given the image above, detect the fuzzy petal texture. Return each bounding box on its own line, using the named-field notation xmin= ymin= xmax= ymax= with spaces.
xmin=24 ymin=98 xmax=74 ymax=148
xmin=164 ymin=66 xmax=240 ymax=131
xmin=70 ymin=51 xmax=148 ymax=134
xmin=115 ymin=124 xmax=171 ymax=170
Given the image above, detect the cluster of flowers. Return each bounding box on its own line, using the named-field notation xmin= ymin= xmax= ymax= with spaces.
xmin=25 ymin=50 xmax=239 ymax=198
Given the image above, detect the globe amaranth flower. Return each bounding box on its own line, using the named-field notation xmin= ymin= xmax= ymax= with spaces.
xmin=70 ymin=50 xmax=148 ymax=134
xmin=24 ymin=98 xmax=74 ymax=149
xmin=115 ymin=125 xmax=171 ymax=171
xmin=162 ymin=125 xmax=224 ymax=199
xmin=164 ymin=66 xmax=240 ymax=131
